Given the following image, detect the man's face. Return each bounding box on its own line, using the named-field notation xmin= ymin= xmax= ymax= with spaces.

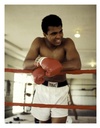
xmin=44 ymin=26 xmax=63 ymax=46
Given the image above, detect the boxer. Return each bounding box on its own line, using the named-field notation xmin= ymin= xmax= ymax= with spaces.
xmin=23 ymin=14 xmax=81 ymax=123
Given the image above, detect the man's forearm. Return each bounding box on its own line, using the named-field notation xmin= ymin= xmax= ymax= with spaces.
xmin=61 ymin=59 xmax=81 ymax=72
xmin=23 ymin=60 xmax=37 ymax=70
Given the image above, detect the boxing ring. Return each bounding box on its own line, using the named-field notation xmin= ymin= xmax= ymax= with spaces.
xmin=5 ymin=68 xmax=96 ymax=123
xmin=5 ymin=68 xmax=96 ymax=109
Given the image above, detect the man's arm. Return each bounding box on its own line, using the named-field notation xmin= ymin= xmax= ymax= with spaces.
xmin=62 ymin=38 xmax=81 ymax=72
xmin=23 ymin=37 xmax=40 ymax=70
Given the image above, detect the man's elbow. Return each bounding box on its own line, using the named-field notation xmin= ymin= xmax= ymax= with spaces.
xmin=76 ymin=61 xmax=81 ymax=70
xmin=23 ymin=61 xmax=29 ymax=70
xmin=23 ymin=63 xmax=27 ymax=70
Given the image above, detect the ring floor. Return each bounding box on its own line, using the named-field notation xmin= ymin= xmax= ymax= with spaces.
xmin=5 ymin=114 xmax=96 ymax=123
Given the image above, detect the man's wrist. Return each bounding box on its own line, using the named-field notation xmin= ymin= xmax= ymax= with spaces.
xmin=34 ymin=56 xmax=47 ymax=67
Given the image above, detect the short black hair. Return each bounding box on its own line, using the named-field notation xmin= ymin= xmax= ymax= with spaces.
xmin=41 ymin=14 xmax=62 ymax=34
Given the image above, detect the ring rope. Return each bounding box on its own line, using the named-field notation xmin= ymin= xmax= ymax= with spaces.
xmin=5 ymin=102 xmax=96 ymax=110
xmin=5 ymin=68 xmax=96 ymax=74
xmin=5 ymin=68 xmax=96 ymax=111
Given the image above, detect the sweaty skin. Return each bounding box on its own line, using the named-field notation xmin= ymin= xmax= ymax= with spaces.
xmin=23 ymin=26 xmax=81 ymax=82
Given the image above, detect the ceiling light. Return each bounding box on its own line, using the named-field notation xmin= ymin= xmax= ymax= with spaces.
xmin=90 ymin=61 xmax=96 ymax=67
xmin=74 ymin=31 xmax=80 ymax=38
xmin=88 ymin=61 xmax=96 ymax=68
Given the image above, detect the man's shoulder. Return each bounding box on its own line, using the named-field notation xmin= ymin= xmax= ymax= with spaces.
xmin=63 ymin=37 xmax=73 ymax=42
xmin=32 ymin=37 xmax=44 ymax=45
xmin=63 ymin=37 xmax=74 ymax=45
xmin=34 ymin=37 xmax=44 ymax=42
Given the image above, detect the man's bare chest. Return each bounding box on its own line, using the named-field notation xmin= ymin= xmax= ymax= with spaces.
xmin=39 ymin=46 xmax=66 ymax=62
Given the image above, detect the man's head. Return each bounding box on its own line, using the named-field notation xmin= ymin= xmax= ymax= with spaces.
xmin=41 ymin=14 xmax=63 ymax=46
xmin=41 ymin=14 xmax=62 ymax=34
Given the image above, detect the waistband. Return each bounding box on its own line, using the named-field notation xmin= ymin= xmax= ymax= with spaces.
xmin=42 ymin=81 xmax=68 ymax=88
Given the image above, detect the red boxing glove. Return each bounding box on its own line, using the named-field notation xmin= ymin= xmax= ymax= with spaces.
xmin=32 ymin=67 xmax=45 ymax=84
xmin=35 ymin=57 xmax=63 ymax=77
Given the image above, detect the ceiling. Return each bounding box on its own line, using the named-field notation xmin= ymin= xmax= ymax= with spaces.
xmin=5 ymin=5 xmax=96 ymax=69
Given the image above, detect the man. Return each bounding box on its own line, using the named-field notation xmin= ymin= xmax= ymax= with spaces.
xmin=23 ymin=14 xmax=81 ymax=123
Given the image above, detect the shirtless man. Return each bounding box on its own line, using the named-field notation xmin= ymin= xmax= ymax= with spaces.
xmin=23 ymin=14 xmax=81 ymax=123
